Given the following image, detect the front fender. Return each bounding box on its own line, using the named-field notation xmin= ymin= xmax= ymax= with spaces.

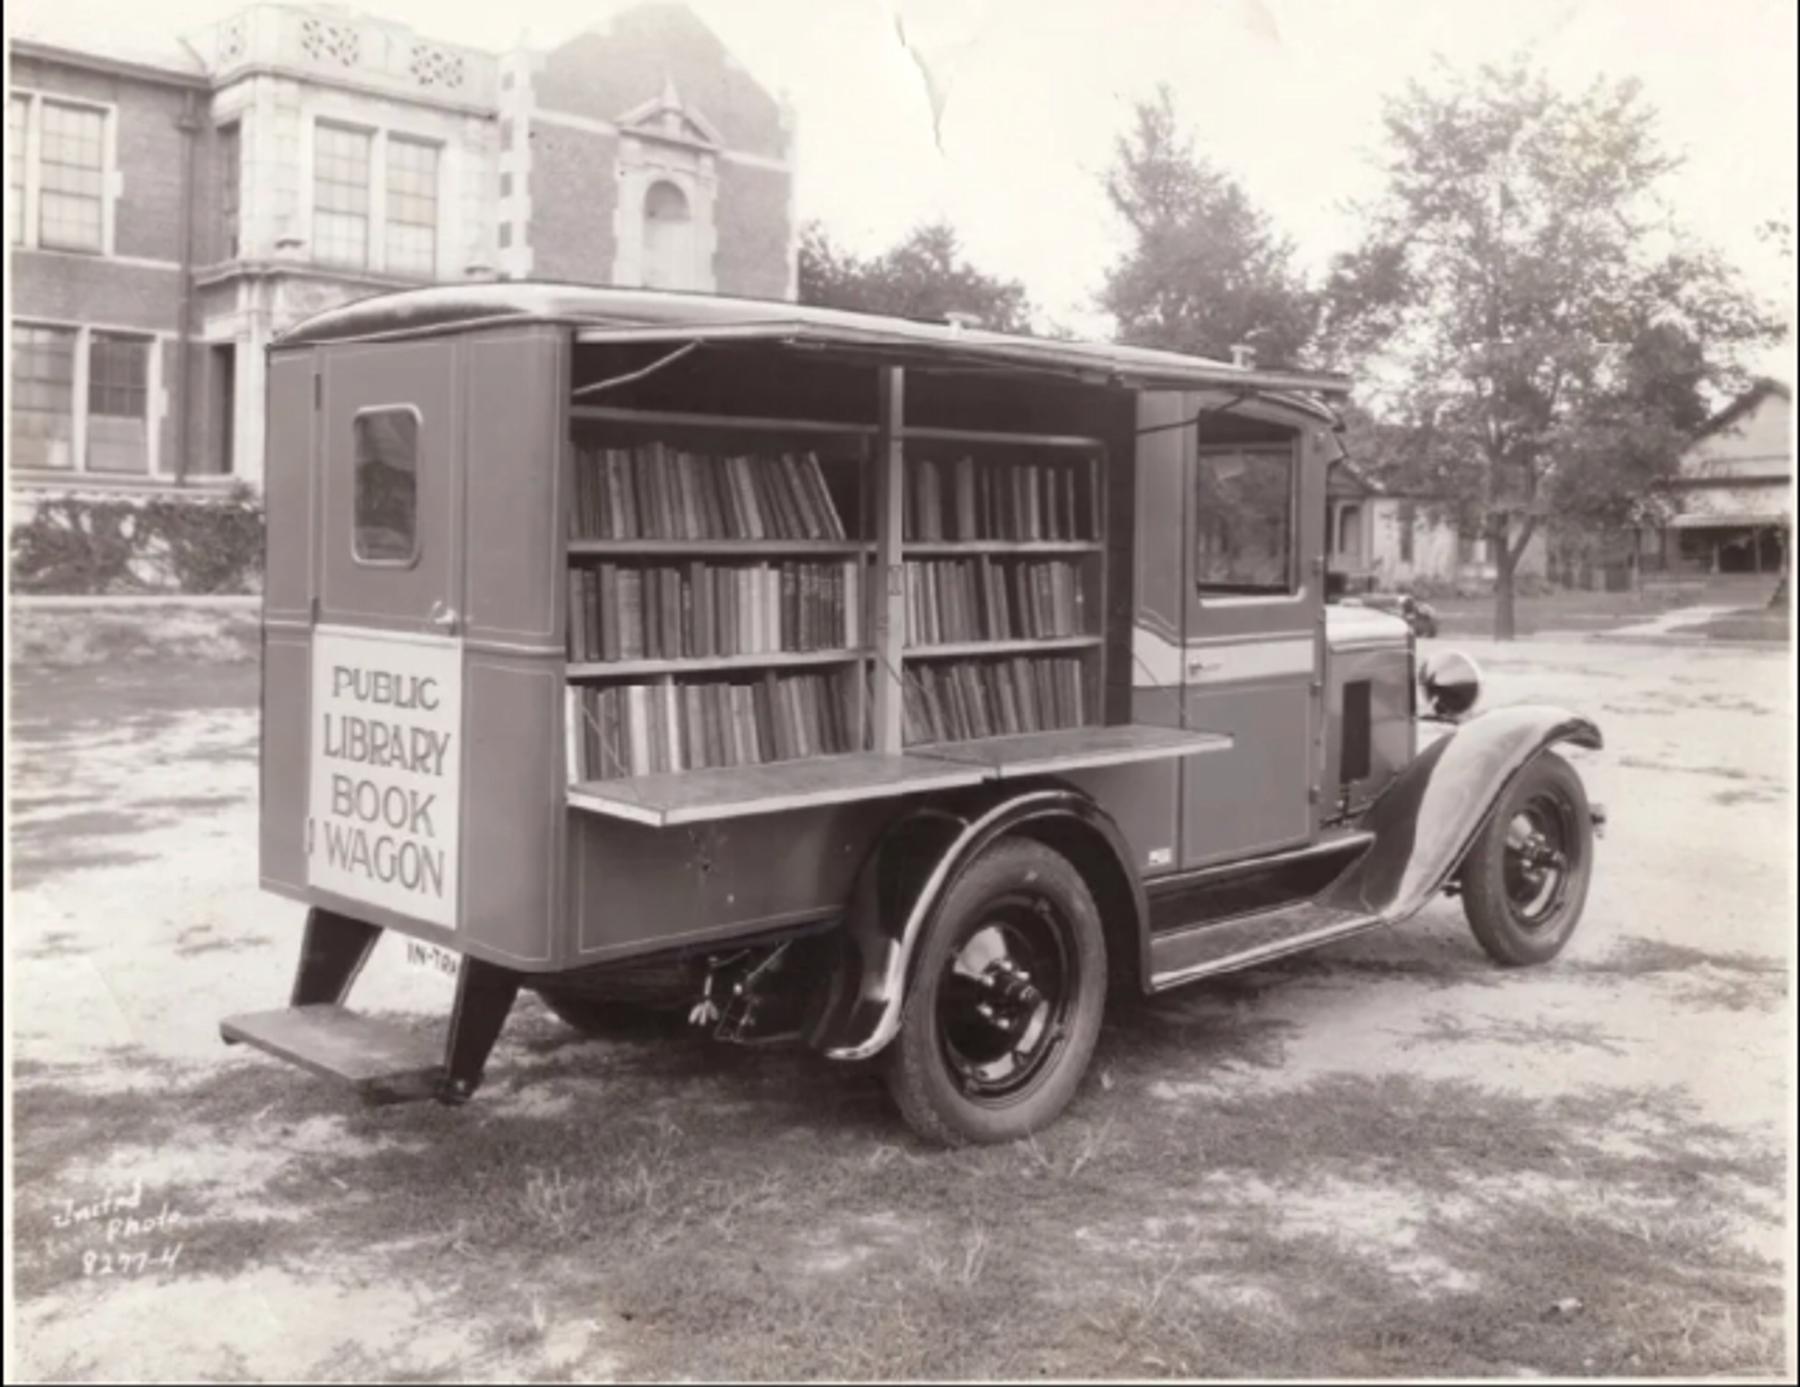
xmin=1319 ymin=704 xmax=1602 ymax=923
xmin=813 ymin=785 xmax=1145 ymax=1062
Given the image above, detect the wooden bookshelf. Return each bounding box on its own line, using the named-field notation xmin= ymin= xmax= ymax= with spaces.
xmin=559 ymin=374 xmax=1148 ymax=823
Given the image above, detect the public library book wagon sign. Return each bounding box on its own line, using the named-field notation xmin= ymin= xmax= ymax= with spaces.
xmin=306 ymin=626 xmax=463 ymax=929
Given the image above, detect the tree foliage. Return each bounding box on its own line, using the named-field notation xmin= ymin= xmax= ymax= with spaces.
xmin=797 ymin=220 xmax=1033 ymax=333
xmin=1324 ymin=58 xmax=1784 ymax=635
xmin=1100 ymin=85 xmax=1317 ymax=365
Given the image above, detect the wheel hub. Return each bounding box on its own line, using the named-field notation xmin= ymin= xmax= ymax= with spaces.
xmin=935 ymin=893 xmax=1077 ymax=1103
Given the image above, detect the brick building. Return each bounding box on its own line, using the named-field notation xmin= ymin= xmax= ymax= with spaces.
xmin=7 ymin=2 xmax=797 ymax=498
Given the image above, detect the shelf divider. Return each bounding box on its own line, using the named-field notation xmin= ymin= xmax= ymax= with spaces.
xmin=570 ymin=404 xmax=877 ymax=437
xmin=568 ymin=649 xmax=870 ymax=679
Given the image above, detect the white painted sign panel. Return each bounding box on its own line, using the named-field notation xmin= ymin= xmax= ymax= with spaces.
xmin=307 ymin=626 xmax=462 ymax=929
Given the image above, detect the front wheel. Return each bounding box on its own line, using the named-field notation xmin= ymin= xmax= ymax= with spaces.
xmin=1461 ymin=750 xmax=1594 ymax=966
xmin=886 ymin=838 xmax=1107 ymax=1146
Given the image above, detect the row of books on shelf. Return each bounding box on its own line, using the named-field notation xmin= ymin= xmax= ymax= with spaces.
xmin=570 ymin=442 xmax=850 ymax=542
xmin=902 ymin=655 xmax=1089 ymax=746
xmin=904 ymin=558 xmax=1088 ymax=647
xmin=567 ymin=670 xmax=861 ymax=781
xmin=568 ymin=561 xmax=864 ymax=663
xmin=904 ymin=454 xmax=1095 ymax=543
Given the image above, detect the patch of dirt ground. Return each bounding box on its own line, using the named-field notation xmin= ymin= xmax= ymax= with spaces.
xmin=6 ymin=639 xmax=1794 ymax=1379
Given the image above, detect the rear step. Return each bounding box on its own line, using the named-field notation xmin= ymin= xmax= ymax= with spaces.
xmin=228 ymin=908 xmax=525 ymax=1106
xmin=222 ymin=1005 xmax=444 ymax=1104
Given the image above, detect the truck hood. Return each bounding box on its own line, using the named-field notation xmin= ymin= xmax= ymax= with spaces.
xmin=1327 ymin=604 xmax=1412 ymax=652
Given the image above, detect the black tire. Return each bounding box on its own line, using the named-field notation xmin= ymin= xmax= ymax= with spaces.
xmin=1461 ymin=750 xmax=1593 ymax=966
xmin=886 ymin=837 xmax=1107 ymax=1146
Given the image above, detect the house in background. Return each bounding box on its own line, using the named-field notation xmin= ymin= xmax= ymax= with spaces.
xmin=1326 ymin=456 xmax=1547 ymax=594
xmin=8 ymin=1 xmax=797 ymax=503
xmin=1648 ymin=380 xmax=1791 ymax=577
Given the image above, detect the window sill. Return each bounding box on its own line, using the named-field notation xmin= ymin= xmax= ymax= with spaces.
xmin=9 ymin=471 xmax=245 ymax=496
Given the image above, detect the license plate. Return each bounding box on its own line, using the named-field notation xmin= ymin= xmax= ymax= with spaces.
xmin=402 ymin=939 xmax=461 ymax=980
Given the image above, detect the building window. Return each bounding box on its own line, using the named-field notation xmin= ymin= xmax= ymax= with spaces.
xmin=1194 ymin=446 xmax=1296 ymax=594
xmin=354 ymin=407 xmax=420 ymax=564
xmin=642 ymin=179 xmax=694 ymax=290
xmin=86 ymin=332 xmax=152 ymax=474
xmin=499 ymin=171 xmax=512 ymax=198
xmin=497 ymin=222 xmax=512 ymax=249
xmin=314 ymin=121 xmax=372 ymax=268
xmin=384 ymin=135 xmax=440 ymax=277
xmin=1335 ymin=504 xmax=1362 ymax=560
xmin=1398 ymin=503 xmax=1415 ymax=563
xmin=38 ymin=99 xmax=107 ymax=251
xmin=8 ymin=95 xmax=27 ymax=246
xmin=218 ymin=122 xmax=242 ymax=259
xmin=10 ymin=94 xmax=111 ymax=253
xmin=10 ymin=324 xmax=79 ymax=470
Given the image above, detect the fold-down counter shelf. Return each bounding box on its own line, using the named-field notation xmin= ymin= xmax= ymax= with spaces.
xmin=567 ymin=752 xmax=990 ymax=828
xmin=911 ymin=724 xmax=1230 ymax=779
xmin=567 ymin=725 xmax=1230 ymax=827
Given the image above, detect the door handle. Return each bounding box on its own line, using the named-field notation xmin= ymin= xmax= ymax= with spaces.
xmin=428 ymin=600 xmax=460 ymax=634
xmin=1187 ymin=657 xmax=1221 ymax=676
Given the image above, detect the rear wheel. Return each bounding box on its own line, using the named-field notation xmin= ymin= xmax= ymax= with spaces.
xmin=886 ymin=838 xmax=1106 ymax=1146
xmin=1461 ymin=751 xmax=1593 ymax=966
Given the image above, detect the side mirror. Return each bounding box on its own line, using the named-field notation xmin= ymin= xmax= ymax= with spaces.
xmin=1419 ymin=650 xmax=1482 ymax=719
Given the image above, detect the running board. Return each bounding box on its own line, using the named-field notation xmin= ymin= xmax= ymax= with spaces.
xmin=1147 ymin=903 xmax=1381 ymax=991
xmin=221 ymin=1004 xmax=443 ymax=1104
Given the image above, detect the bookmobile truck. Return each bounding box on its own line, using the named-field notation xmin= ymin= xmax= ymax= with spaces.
xmin=223 ymin=284 xmax=1603 ymax=1145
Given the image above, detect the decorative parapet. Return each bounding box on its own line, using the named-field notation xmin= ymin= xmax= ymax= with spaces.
xmin=190 ymin=4 xmax=497 ymax=110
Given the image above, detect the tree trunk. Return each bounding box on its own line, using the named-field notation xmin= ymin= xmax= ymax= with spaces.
xmin=1493 ymin=556 xmax=1518 ymax=640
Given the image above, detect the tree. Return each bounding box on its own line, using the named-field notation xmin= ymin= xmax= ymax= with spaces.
xmin=1100 ymin=85 xmax=1317 ymax=365
xmin=797 ymin=220 xmax=1033 ymax=333
xmin=1324 ymin=58 xmax=1784 ymax=637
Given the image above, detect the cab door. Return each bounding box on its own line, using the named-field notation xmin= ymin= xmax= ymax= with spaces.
xmin=1175 ymin=399 xmax=1328 ymax=868
xmin=307 ymin=340 xmax=466 ymax=932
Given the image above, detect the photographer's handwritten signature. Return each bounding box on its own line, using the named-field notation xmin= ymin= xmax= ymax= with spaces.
xmin=45 ymin=1180 xmax=187 ymax=1278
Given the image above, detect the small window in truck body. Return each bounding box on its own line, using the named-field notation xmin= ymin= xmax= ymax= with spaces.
xmin=1195 ymin=444 xmax=1296 ymax=595
xmin=352 ymin=406 xmax=421 ymax=565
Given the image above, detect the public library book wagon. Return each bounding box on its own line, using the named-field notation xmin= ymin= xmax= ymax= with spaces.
xmin=223 ymin=284 xmax=1603 ymax=1144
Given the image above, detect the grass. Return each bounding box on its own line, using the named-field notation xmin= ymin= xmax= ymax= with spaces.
xmin=1567 ymin=935 xmax=1789 ymax=1013
xmin=7 ymin=604 xmax=260 ymax=668
xmin=10 ymin=1001 xmax=1788 ymax=1379
xmin=1686 ymin=607 xmax=1791 ymax=643
xmin=1428 ymin=586 xmax=1692 ymax=638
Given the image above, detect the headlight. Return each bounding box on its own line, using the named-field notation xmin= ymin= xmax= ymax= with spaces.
xmin=1418 ymin=649 xmax=1481 ymax=718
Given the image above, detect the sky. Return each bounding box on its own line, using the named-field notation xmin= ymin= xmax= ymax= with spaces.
xmin=13 ymin=0 xmax=1798 ymax=375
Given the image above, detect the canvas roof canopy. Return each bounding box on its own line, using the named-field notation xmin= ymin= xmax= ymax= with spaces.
xmin=275 ymin=283 xmax=1351 ymax=416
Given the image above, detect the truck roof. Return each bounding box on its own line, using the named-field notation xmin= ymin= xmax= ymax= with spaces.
xmin=274 ymin=282 xmax=1350 ymax=413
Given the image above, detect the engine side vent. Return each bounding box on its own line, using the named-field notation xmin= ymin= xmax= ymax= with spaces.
xmin=1341 ymin=679 xmax=1372 ymax=784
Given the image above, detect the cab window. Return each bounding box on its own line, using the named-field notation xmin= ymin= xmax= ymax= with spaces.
xmin=1194 ymin=445 xmax=1295 ymax=594
xmin=353 ymin=406 xmax=420 ymax=564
